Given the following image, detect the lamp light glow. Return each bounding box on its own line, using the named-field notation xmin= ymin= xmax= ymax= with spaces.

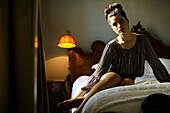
xmin=58 ymin=32 xmax=76 ymax=48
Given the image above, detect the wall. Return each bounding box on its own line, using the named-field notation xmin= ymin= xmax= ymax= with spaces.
xmin=43 ymin=0 xmax=170 ymax=80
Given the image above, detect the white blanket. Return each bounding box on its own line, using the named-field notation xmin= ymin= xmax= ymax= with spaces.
xmin=71 ymin=76 xmax=170 ymax=113
xmin=71 ymin=58 xmax=170 ymax=113
xmin=82 ymin=81 xmax=170 ymax=113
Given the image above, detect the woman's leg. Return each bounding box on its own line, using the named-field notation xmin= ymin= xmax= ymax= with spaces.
xmin=76 ymin=90 xmax=88 ymax=97
xmin=74 ymin=72 xmax=121 ymax=113
xmin=57 ymin=90 xmax=88 ymax=112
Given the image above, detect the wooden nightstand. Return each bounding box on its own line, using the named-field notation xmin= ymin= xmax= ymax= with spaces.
xmin=47 ymin=79 xmax=67 ymax=113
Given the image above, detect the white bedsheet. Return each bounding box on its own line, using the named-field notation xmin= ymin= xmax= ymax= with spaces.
xmin=71 ymin=76 xmax=170 ymax=113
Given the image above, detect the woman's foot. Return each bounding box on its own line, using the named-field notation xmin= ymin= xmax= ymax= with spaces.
xmin=57 ymin=97 xmax=85 ymax=112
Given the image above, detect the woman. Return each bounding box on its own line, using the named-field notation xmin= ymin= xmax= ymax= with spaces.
xmin=58 ymin=3 xmax=170 ymax=113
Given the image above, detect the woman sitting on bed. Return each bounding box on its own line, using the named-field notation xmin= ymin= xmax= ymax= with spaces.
xmin=58 ymin=3 xmax=170 ymax=113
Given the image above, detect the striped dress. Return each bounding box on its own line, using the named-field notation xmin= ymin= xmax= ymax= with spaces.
xmin=81 ymin=34 xmax=170 ymax=91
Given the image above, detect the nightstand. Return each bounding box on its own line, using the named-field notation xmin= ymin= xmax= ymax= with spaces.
xmin=47 ymin=79 xmax=67 ymax=113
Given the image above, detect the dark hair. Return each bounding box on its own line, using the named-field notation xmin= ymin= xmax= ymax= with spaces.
xmin=104 ymin=3 xmax=127 ymax=20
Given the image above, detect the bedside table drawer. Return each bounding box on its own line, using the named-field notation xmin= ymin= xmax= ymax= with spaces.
xmin=47 ymin=80 xmax=65 ymax=92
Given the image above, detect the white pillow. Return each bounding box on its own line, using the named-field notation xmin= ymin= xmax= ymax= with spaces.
xmin=144 ymin=60 xmax=154 ymax=76
xmin=91 ymin=63 xmax=98 ymax=70
xmin=159 ymin=58 xmax=170 ymax=74
xmin=144 ymin=58 xmax=170 ymax=76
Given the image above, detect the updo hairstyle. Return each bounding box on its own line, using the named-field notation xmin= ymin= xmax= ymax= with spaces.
xmin=104 ymin=3 xmax=127 ymax=20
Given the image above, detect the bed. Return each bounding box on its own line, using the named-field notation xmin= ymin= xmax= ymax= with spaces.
xmin=68 ymin=22 xmax=170 ymax=113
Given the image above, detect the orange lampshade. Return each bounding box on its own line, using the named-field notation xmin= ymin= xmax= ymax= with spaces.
xmin=58 ymin=33 xmax=76 ymax=48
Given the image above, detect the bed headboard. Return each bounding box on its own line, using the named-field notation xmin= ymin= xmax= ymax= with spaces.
xmin=68 ymin=40 xmax=105 ymax=85
xmin=131 ymin=21 xmax=170 ymax=59
xmin=68 ymin=21 xmax=170 ymax=86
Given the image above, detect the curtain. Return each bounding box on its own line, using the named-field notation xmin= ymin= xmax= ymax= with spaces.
xmin=0 ymin=0 xmax=50 ymax=112
xmin=8 ymin=0 xmax=37 ymax=113
xmin=37 ymin=0 xmax=50 ymax=113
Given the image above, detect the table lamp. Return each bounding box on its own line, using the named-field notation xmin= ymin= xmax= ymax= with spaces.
xmin=58 ymin=32 xmax=76 ymax=48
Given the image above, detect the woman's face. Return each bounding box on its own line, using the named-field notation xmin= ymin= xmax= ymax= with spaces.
xmin=107 ymin=13 xmax=129 ymax=35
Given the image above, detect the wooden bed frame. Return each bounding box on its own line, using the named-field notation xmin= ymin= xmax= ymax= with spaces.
xmin=68 ymin=21 xmax=170 ymax=112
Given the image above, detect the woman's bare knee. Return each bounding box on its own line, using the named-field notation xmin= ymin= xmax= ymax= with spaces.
xmin=100 ymin=72 xmax=121 ymax=86
xmin=120 ymin=78 xmax=134 ymax=86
